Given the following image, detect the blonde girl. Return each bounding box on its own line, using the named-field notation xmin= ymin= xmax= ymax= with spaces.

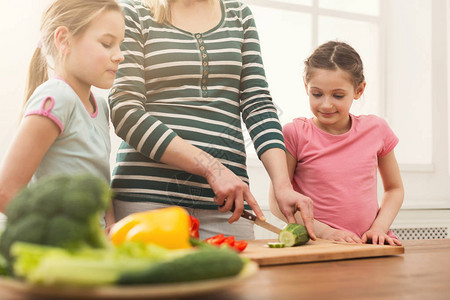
xmin=270 ymin=41 xmax=404 ymax=245
xmin=0 ymin=0 xmax=125 ymax=215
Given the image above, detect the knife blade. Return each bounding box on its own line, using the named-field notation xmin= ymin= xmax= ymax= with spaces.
xmin=224 ymin=200 xmax=282 ymax=234
xmin=240 ymin=210 xmax=282 ymax=235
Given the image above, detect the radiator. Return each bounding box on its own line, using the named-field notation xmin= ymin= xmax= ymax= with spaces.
xmin=391 ymin=227 xmax=448 ymax=240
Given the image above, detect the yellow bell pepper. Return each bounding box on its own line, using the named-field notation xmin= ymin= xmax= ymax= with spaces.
xmin=109 ymin=206 xmax=192 ymax=249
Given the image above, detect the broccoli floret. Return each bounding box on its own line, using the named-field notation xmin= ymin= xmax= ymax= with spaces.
xmin=0 ymin=254 xmax=7 ymax=276
xmin=0 ymin=174 xmax=112 ymax=267
xmin=0 ymin=231 xmax=8 ymax=276
xmin=0 ymin=215 xmax=48 ymax=252
xmin=45 ymin=216 xmax=89 ymax=247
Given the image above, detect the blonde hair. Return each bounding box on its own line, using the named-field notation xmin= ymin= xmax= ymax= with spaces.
xmin=24 ymin=0 xmax=123 ymax=103
xmin=141 ymin=0 xmax=215 ymax=24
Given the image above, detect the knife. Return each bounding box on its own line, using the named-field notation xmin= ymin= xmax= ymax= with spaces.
xmin=239 ymin=209 xmax=282 ymax=235
xmin=224 ymin=201 xmax=282 ymax=234
xmin=239 ymin=211 xmax=358 ymax=244
xmin=234 ymin=208 xmax=362 ymax=245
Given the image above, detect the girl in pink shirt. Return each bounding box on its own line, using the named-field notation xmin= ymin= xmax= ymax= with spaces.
xmin=270 ymin=41 xmax=404 ymax=246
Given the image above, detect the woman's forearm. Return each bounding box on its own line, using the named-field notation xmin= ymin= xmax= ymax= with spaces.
xmin=159 ymin=135 xmax=221 ymax=179
xmin=264 ymin=148 xmax=316 ymax=238
xmin=160 ymin=136 xmax=265 ymax=221
xmin=259 ymin=147 xmax=292 ymax=190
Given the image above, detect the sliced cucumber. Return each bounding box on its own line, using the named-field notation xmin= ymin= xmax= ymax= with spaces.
xmin=278 ymin=231 xmax=296 ymax=247
xmin=267 ymin=242 xmax=285 ymax=248
xmin=278 ymin=223 xmax=310 ymax=247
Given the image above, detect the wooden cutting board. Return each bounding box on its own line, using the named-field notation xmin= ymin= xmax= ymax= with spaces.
xmin=240 ymin=239 xmax=404 ymax=266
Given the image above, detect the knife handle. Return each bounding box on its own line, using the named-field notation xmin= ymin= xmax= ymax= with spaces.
xmin=240 ymin=209 xmax=257 ymax=221
xmin=226 ymin=201 xmax=257 ymax=221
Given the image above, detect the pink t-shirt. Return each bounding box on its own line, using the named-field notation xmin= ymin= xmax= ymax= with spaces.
xmin=283 ymin=114 xmax=398 ymax=238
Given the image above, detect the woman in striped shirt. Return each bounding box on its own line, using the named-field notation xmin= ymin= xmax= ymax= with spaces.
xmin=108 ymin=0 xmax=316 ymax=240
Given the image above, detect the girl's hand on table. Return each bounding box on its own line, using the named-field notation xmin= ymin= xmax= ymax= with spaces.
xmin=323 ymin=228 xmax=363 ymax=244
xmin=362 ymin=229 xmax=402 ymax=246
xmin=206 ymin=161 xmax=264 ymax=224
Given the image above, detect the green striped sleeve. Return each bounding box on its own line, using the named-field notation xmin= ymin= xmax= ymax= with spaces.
xmin=238 ymin=3 xmax=285 ymax=157
xmin=110 ymin=0 xmax=177 ymax=161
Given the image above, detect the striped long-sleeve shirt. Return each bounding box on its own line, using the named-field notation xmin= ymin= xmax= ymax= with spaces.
xmin=109 ymin=0 xmax=285 ymax=208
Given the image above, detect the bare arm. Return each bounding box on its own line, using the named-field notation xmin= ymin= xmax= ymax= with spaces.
xmin=0 ymin=116 xmax=59 ymax=212
xmin=104 ymin=206 xmax=116 ymax=234
xmin=159 ymin=136 xmax=264 ymax=224
xmin=362 ymin=151 xmax=404 ymax=245
xmin=263 ymin=148 xmax=316 ymax=240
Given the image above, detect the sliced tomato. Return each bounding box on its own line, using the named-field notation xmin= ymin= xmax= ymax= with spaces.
xmin=233 ymin=240 xmax=248 ymax=252
xmin=189 ymin=216 xmax=200 ymax=239
xmin=222 ymin=236 xmax=235 ymax=247
xmin=204 ymin=234 xmax=225 ymax=245
xmin=204 ymin=234 xmax=247 ymax=252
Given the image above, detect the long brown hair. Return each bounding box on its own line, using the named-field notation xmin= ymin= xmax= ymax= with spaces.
xmin=304 ymin=41 xmax=365 ymax=89
xmin=24 ymin=0 xmax=123 ymax=103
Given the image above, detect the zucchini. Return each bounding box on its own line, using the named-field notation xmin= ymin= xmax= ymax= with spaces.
xmin=118 ymin=247 xmax=244 ymax=284
xmin=278 ymin=223 xmax=310 ymax=247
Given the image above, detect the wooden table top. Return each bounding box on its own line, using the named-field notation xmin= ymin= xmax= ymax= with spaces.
xmin=199 ymin=239 xmax=450 ymax=300
xmin=2 ymin=239 xmax=449 ymax=300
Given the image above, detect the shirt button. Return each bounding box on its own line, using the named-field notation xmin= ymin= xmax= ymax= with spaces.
xmin=203 ymin=61 xmax=208 ymax=66
xmin=200 ymin=46 xmax=205 ymax=51
xmin=196 ymin=34 xmax=201 ymax=39
xmin=199 ymin=39 xmax=203 ymax=43
xmin=202 ymin=86 xmax=206 ymax=90
xmin=203 ymin=70 xmax=208 ymax=75
xmin=202 ymin=53 xmax=207 ymax=58
xmin=202 ymin=79 xmax=207 ymax=84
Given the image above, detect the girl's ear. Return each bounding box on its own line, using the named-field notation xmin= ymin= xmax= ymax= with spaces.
xmin=303 ymin=78 xmax=309 ymax=95
xmin=354 ymin=81 xmax=366 ymax=100
xmin=54 ymin=26 xmax=71 ymax=55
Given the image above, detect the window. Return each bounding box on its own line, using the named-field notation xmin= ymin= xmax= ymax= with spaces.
xmin=245 ymin=0 xmax=444 ymax=210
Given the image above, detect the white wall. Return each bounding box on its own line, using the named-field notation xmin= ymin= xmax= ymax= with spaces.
xmin=0 ymin=1 xmax=46 ymax=153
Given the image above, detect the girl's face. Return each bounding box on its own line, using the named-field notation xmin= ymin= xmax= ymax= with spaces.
xmin=63 ymin=10 xmax=125 ymax=93
xmin=305 ymin=68 xmax=365 ymax=134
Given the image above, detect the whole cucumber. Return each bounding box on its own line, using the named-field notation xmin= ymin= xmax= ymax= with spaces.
xmin=118 ymin=247 xmax=244 ymax=284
